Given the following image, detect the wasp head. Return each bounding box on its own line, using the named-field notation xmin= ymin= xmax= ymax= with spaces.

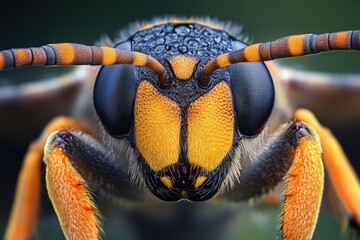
xmin=93 ymin=22 xmax=274 ymax=201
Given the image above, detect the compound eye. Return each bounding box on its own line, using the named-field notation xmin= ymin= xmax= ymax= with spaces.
xmin=93 ymin=41 xmax=136 ymax=137
xmin=230 ymin=40 xmax=274 ymax=136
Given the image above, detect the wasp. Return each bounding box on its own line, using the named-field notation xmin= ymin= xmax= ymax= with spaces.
xmin=1 ymin=18 xmax=359 ymax=240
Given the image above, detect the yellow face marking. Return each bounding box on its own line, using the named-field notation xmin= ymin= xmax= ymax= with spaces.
xmin=160 ymin=176 xmax=173 ymax=188
xmin=56 ymin=43 xmax=75 ymax=64
xmin=194 ymin=176 xmax=207 ymax=188
xmin=100 ymin=46 xmax=117 ymax=65
xmin=169 ymin=56 xmax=198 ymax=80
xmin=135 ymin=81 xmax=181 ymax=171
xmin=187 ymin=82 xmax=234 ymax=172
xmin=288 ymin=35 xmax=306 ymax=56
xmin=244 ymin=43 xmax=261 ymax=61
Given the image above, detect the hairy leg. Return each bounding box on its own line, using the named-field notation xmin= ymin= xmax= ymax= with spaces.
xmin=226 ymin=120 xmax=324 ymax=239
xmin=5 ymin=117 xmax=88 ymax=240
xmin=226 ymin=121 xmax=301 ymax=200
xmin=295 ymin=109 xmax=360 ymax=232
xmin=44 ymin=129 xmax=142 ymax=239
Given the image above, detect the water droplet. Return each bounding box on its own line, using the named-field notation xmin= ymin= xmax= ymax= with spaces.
xmin=155 ymin=45 xmax=165 ymax=54
xmin=175 ymin=25 xmax=191 ymax=36
xmin=214 ymin=37 xmax=221 ymax=43
xmin=178 ymin=46 xmax=188 ymax=53
xmin=144 ymin=34 xmax=154 ymax=41
xmin=165 ymin=33 xmax=179 ymax=43
xmin=188 ymin=39 xmax=199 ymax=49
xmin=156 ymin=38 xmax=165 ymax=45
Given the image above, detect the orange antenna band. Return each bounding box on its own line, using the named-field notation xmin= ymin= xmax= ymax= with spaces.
xmin=0 ymin=43 xmax=169 ymax=87
xmin=201 ymin=30 xmax=360 ymax=87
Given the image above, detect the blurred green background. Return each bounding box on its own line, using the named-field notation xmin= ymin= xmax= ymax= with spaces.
xmin=0 ymin=0 xmax=359 ymax=239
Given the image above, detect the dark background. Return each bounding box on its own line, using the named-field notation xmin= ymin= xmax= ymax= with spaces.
xmin=0 ymin=0 xmax=359 ymax=239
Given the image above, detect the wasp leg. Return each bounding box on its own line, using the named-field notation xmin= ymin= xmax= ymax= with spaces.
xmin=44 ymin=128 xmax=141 ymax=240
xmin=227 ymin=122 xmax=302 ymax=200
xmin=226 ymin=121 xmax=324 ymax=240
xmin=44 ymin=131 xmax=101 ymax=240
xmin=5 ymin=117 xmax=88 ymax=240
xmin=46 ymin=129 xmax=142 ymax=200
xmin=280 ymin=125 xmax=324 ymax=240
xmin=295 ymin=109 xmax=360 ymax=233
xmin=4 ymin=138 xmax=42 ymax=240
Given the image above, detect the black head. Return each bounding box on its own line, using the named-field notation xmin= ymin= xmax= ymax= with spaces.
xmin=93 ymin=21 xmax=274 ymax=201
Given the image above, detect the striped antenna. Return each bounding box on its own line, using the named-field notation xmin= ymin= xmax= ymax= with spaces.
xmin=0 ymin=43 xmax=169 ymax=87
xmin=201 ymin=30 xmax=360 ymax=87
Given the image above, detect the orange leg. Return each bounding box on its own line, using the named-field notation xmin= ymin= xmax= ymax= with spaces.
xmin=224 ymin=119 xmax=324 ymax=239
xmin=44 ymin=132 xmax=101 ymax=239
xmin=281 ymin=130 xmax=324 ymax=240
xmin=5 ymin=117 xmax=90 ymax=240
xmin=4 ymin=140 xmax=42 ymax=240
xmin=225 ymin=109 xmax=358 ymax=239
xmin=295 ymin=109 xmax=360 ymax=230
